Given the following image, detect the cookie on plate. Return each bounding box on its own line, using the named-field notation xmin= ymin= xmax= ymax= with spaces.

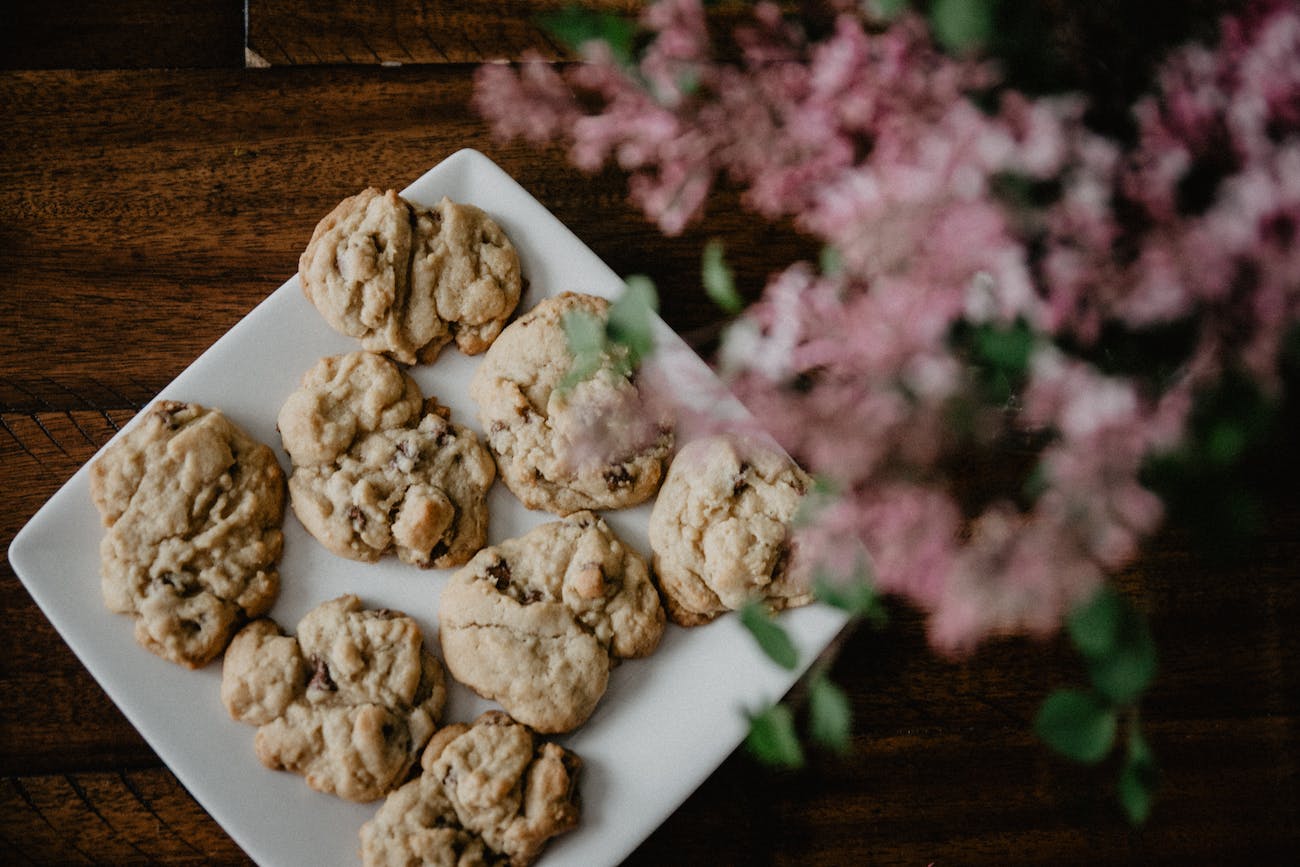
xmin=648 ymin=435 xmax=814 ymax=626
xmin=299 ymin=188 xmax=523 ymax=364
xmin=278 ymin=351 xmax=495 ymax=568
xmin=89 ymin=400 xmax=285 ymax=668
xmin=221 ymin=594 xmax=447 ymax=802
xmin=439 ymin=511 xmax=665 ymax=733
xmin=360 ymin=711 xmax=581 ymax=867
xmin=469 ymin=292 xmax=673 ymax=515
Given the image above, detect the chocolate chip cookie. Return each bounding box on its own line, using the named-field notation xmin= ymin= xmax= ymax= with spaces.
xmin=439 ymin=511 xmax=665 ymax=733
xmin=648 ymin=435 xmax=814 ymax=626
xmin=221 ymin=594 xmax=447 ymax=802
xmin=360 ymin=711 xmax=580 ymax=867
xmin=469 ymin=292 xmax=673 ymax=515
xmin=89 ymin=400 xmax=285 ymax=668
xmin=299 ymin=189 xmax=523 ymax=364
xmin=278 ymin=351 xmax=495 ymax=568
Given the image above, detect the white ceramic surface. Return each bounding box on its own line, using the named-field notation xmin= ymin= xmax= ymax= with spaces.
xmin=8 ymin=149 xmax=847 ymax=867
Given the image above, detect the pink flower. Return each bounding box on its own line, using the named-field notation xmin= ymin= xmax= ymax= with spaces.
xmin=474 ymin=0 xmax=1300 ymax=653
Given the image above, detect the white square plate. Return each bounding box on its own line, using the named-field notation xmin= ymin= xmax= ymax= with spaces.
xmin=8 ymin=149 xmax=846 ymax=866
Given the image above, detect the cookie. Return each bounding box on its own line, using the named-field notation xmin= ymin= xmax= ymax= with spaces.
xmin=299 ymin=188 xmax=523 ymax=364
xmin=89 ymin=400 xmax=285 ymax=668
xmin=648 ymin=435 xmax=814 ymax=626
xmin=278 ymin=351 xmax=495 ymax=568
xmin=360 ymin=711 xmax=580 ymax=867
xmin=439 ymin=511 xmax=664 ymax=733
xmin=469 ymin=292 xmax=673 ymax=515
xmin=221 ymin=594 xmax=447 ymax=802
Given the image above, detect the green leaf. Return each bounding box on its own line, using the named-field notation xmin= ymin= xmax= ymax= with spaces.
xmin=872 ymin=0 xmax=911 ymax=19
xmin=808 ymin=671 xmax=853 ymax=755
xmin=1206 ymin=420 xmax=1248 ymax=466
xmin=951 ymin=317 xmax=1038 ymax=405
xmin=1035 ymin=689 xmax=1118 ymax=764
xmin=563 ymin=309 xmax=605 ymax=356
xmin=974 ymin=319 xmax=1036 ymax=375
xmin=1119 ymin=723 xmax=1158 ymax=824
xmin=930 ymin=0 xmax=996 ymax=53
xmin=1069 ymin=589 xmax=1157 ymax=706
xmin=740 ymin=601 xmax=799 ymax=670
xmin=539 ymin=6 xmax=637 ymax=66
xmin=1067 ymin=587 xmax=1123 ymax=660
xmin=1089 ymin=634 xmax=1157 ymax=706
xmin=676 ymin=67 xmax=701 ymax=97
xmin=813 ymin=570 xmax=885 ymax=626
xmin=792 ymin=474 xmax=839 ymax=529
xmin=819 ymin=244 xmax=843 ymax=277
xmin=702 ymin=239 xmax=744 ymax=314
xmin=745 ymin=702 xmax=805 ymax=768
xmin=606 ymin=275 xmax=659 ymax=366
xmin=559 ymin=309 xmax=607 ymax=390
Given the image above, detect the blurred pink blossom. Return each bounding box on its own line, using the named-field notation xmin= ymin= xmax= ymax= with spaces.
xmin=476 ymin=0 xmax=1300 ymax=651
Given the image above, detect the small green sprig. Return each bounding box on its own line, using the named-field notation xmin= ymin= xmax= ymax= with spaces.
xmin=1034 ymin=586 xmax=1159 ymax=824
xmin=741 ymin=557 xmax=884 ymax=767
xmin=702 ymin=239 xmax=745 ymax=314
xmin=539 ymin=5 xmax=638 ymax=66
xmin=560 ymin=276 xmax=660 ymax=389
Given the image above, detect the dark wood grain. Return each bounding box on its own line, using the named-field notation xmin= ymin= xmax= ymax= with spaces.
xmin=0 ymin=66 xmax=809 ymax=411
xmin=1 ymin=770 xmax=253 ymax=865
xmin=245 ymin=0 xmax=646 ymax=66
xmin=2 ymin=3 xmax=1298 ymax=865
xmin=0 ymin=0 xmax=243 ymax=70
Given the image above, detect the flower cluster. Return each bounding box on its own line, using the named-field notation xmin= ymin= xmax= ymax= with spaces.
xmin=476 ymin=1 xmax=1300 ymax=651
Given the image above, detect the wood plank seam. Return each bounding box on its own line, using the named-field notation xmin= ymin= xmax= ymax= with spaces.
xmin=117 ymin=771 xmax=206 ymax=859
xmin=5 ymin=778 xmax=94 ymax=865
xmin=63 ymin=774 xmax=155 ymax=864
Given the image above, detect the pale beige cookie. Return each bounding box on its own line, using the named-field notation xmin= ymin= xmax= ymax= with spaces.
xmin=222 ymin=594 xmax=447 ymax=802
xmin=439 ymin=511 xmax=664 ymax=733
xmin=299 ymin=189 xmax=522 ymax=364
xmin=278 ymin=351 xmax=495 ymax=568
xmin=89 ymin=400 xmax=285 ymax=668
xmin=469 ymin=292 xmax=673 ymax=515
xmin=360 ymin=711 xmax=581 ymax=867
xmin=648 ymin=435 xmax=813 ymax=626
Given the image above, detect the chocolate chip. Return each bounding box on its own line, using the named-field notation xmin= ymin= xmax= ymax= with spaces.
xmin=308 ymin=655 xmax=337 ymax=692
xmin=153 ymin=401 xmax=184 ymax=430
xmin=428 ymin=540 xmax=449 ymax=563
xmin=603 ymin=465 xmax=633 ymax=489
xmin=423 ymin=399 xmax=451 ymax=419
xmin=156 ymin=571 xmax=197 ymax=597
xmin=348 ymin=505 xmax=365 ymax=529
xmin=733 ymin=477 xmax=749 ymax=496
xmin=390 ymin=440 xmax=419 ymax=472
xmin=486 ymin=559 xmax=511 ymax=591
xmin=771 ymin=541 xmax=791 ymax=580
xmin=520 ymin=589 xmax=544 ymax=605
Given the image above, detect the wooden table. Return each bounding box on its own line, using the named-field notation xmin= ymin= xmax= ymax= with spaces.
xmin=2 ymin=2 xmax=1296 ymax=864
